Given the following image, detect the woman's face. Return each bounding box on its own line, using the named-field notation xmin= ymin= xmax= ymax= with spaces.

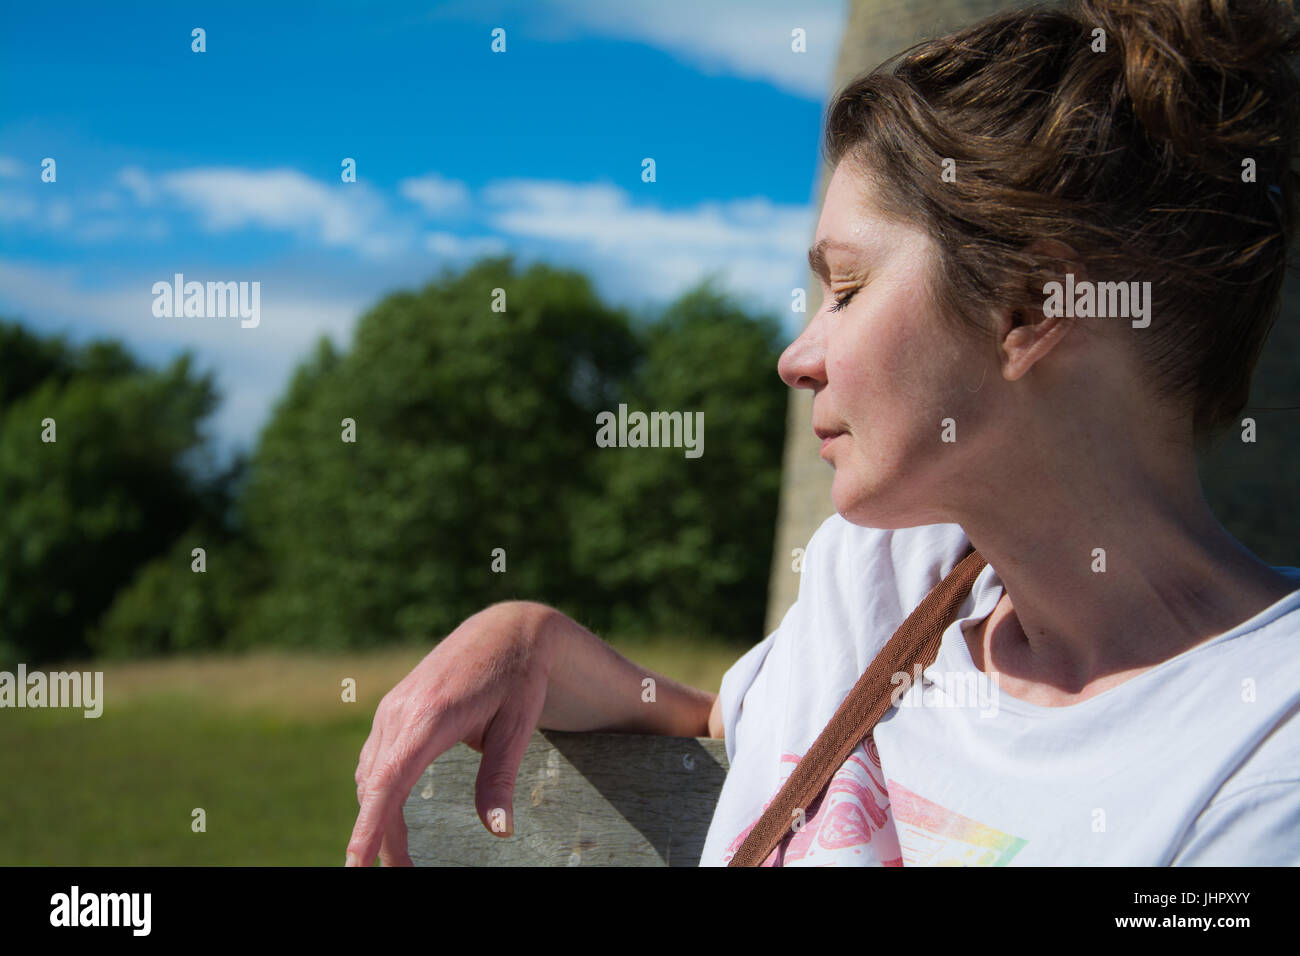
xmin=778 ymin=160 xmax=993 ymax=528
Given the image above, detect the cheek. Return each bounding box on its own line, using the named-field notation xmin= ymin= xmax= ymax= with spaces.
xmin=826 ymin=311 xmax=930 ymax=420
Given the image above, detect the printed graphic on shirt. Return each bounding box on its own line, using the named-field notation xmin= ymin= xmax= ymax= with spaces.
xmin=888 ymin=780 xmax=1028 ymax=866
xmin=722 ymin=734 xmax=903 ymax=866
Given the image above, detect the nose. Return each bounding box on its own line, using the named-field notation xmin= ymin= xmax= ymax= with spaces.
xmin=778 ymin=309 xmax=826 ymax=391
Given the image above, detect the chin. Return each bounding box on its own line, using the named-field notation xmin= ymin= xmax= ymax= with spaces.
xmin=830 ymin=471 xmax=917 ymax=530
xmin=830 ymin=474 xmax=879 ymax=527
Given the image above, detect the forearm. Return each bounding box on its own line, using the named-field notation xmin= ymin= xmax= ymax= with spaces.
xmin=523 ymin=602 xmax=716 ymax=737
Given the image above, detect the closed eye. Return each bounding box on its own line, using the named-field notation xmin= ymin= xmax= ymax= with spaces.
xmin=828 ymin=288 xmax=858 ymax=313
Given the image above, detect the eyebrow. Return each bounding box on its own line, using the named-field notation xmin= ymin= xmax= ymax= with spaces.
xmin=807 ymin=239 xmax=869 ymax=283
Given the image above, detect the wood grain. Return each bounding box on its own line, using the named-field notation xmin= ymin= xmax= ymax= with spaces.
xmin=404 ymin=730 xmax=729 ymax=866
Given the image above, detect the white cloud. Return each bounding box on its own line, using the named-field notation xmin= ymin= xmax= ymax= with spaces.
xmin=88 ymin=190 xmax=123 ymax=212
xmin=0 ymin=258 xmax=364 ymax=455
xmin=45 ymin=199 xmax=73 ymax=230
xmin=117 ymin=166 xmax=155 ymax=204
xmin=482 ymin=178 xmax=813 ymax=312
xmin=0 ymin=169 xmax=815 ymax=457
xmin=70 ymin=218 xmax=169 ymax=243
xmin=0 ymin=180 xmax=169 ymax=245
xmin=400 ymin=172 xmax=471 ymax=215
xmin=156 ymin=167 xmax=401 ymax=257
xmin=423 ymin=231 xmax=508 ymax=258
xmin=0 ymin=192 xmax=37 ymax=222
xmin=545 ymin=0 xmax=844 ymax=99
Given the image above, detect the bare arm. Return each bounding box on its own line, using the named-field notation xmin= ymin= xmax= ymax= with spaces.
xmin=348 ymin=599 xmax=724 ymax=866
xmin=535 ymin=603 xmax=719 ymax=738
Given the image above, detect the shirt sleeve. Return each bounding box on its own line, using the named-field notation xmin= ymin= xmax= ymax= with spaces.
xmin=717 ymin=627 xmax=779 ymax=763
xmin=716 ymin=515 xmax=843 ymax=763
xmin=1171 ymin=779 xmax=1300 ymax=865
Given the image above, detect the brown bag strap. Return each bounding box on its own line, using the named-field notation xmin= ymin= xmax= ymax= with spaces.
xmin=728 ymin=546 xmax=987 ymax=867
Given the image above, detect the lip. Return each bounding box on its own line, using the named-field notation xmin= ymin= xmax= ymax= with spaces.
xmin=815 ymin=427 xmax=845 ymax=457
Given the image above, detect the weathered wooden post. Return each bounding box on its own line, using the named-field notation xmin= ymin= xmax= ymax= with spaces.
xmin=404 ymin=731 xmax=729 ymax=866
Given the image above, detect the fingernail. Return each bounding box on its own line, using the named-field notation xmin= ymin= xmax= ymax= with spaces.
xmin=346 ymin=852 xmax=360 ymax=867
xmin=488 ymin=807 xmax=512 ymax=835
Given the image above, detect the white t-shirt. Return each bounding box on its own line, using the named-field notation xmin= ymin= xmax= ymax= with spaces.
xmin=699 ymin=515 xmax=1300 ymax=866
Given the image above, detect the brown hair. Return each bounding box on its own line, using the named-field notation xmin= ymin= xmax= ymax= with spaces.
xmin=824 ymin=0 xmax=1300 ymax=438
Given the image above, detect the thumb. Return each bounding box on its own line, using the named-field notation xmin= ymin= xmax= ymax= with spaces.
xmin=473 ymin=710 xmax=533 ymax=838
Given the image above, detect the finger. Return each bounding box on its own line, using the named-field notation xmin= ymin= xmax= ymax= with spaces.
xmin=348 ymin=713 xmax=459 ymax=867
xmin=349 ymin=761 xmax=415 ymax=868
xmin=473 ymin=707 xmax=533 ymax=838
xmin=378 ymin=804 xmax=413 ymax=867
xmin=348 ymin=709 xmax=388 ymax=863
xmin=356 ymin=718 xmax=386 ymax=806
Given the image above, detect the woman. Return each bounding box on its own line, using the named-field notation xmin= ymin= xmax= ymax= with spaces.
xmin=347 ymin=0 xmax=1300 ymax=867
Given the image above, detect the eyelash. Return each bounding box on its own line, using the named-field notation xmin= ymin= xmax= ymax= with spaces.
xmin=828 ymin=288 xmax=858 ymax=313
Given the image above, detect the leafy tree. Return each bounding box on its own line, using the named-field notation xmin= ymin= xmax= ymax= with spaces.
xmin=237 ymin=256 xmax=643 ymax=647
xmin=0 ymin=322 xmax=225 ymax=664
xmin=571 ymin=280 xmax=787 ymax=638
xmin=0 ymin=323 xmax=74 ymax=406
xmin=89 ymin=522 xmax=253 ymax=659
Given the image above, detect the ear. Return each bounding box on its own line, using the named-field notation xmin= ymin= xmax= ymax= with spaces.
xmin=996 ymin=239 xmax=1087 ymax=382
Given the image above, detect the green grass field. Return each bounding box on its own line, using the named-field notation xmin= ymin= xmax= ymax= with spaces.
xmin=0 ymin=637 xmax=742 ymax=865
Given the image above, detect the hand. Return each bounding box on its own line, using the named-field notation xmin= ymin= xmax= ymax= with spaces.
xmin=346 ymin=601 xmax=557 ymax=867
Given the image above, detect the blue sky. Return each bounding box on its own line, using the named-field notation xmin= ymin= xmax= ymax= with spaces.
xmin=0 ymin=0 xmax=844 ymax=457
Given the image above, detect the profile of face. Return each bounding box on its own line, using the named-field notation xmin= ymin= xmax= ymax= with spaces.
xmin=778 ymin=160 xmax=997 ymax=529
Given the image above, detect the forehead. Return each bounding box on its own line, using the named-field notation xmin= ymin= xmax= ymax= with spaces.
xmin=809 ymin=162 xmax=929 ymax=277
xmin=821 ymin=161 xmax=873 ymax=227
xmin=817 ymin=161 xmax=876 ymax=237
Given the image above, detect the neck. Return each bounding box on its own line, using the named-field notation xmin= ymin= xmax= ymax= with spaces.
xmin=949 ymin=436 xmax=1295 ymax=695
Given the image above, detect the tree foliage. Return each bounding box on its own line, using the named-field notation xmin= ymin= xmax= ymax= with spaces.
xmin=239 ymin=256 xmax=643 ymax=646
xmin=236 ymin=257 xmax=786 ymax=647
xmin=0 ymin=324 xmax=224 ymax=664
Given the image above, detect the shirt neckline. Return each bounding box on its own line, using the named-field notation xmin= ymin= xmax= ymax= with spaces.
xmin=930 ymin=561 xmax=1300 ymax=718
